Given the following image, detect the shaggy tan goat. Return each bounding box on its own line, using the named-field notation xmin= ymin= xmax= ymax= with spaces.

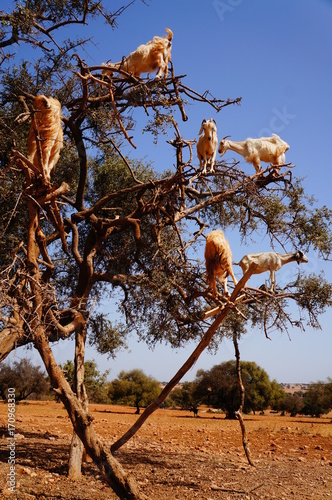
xmin=205 ymin=229 xmax=238 ymax=296
xmin=197 ymin=118 xmax=218 ymax=175
xmin=102 ymin=28 xmax=173 ymax=80
xmin=27 ymin=94 xmax=63 ymax=184
xmin=218 ymin=133 xmax=289 ymax=173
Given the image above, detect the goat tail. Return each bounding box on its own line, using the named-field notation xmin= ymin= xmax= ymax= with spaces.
xmin=233 ymin=261 xmax=239 ymax=266
xmin=165 ymin=28 xmax=173 ymax=41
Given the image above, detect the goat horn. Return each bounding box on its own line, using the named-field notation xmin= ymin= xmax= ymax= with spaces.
xmin=221 ymin=135 xmax=231 ymax=141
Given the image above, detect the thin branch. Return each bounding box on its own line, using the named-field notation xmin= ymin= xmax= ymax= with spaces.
xmin=110 ymin=139 xmax=143 ymax=184
xmin=74 ymin=70 xmax=137 ymax=149
xmin=233 ymin=331 xmax=255 ymax=466
xmin=10 ymin=148 xmax=41 ymax=177
xmin=0 ymin=22 xmax=18 ymax=48
xmin=0 ymin=192 xmax=22 ymax=240
xmin=65 ymin=218 xmax=83 ymax=265
xmin=178 ymin=82 xmax=242 ymax=111
xmin=46 ymin=308 xmax=85 ymax=338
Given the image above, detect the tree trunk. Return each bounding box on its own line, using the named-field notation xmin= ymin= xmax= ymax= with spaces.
xmin=34 ymin=329 xmax=144 ymax=499
xmin=0 ymin=327 xmax=22 ymax=363
xmin=68 ymin=327 xmax=88 ymax=479
xmin=6 ymin=146 xmax=143 ymax=497
xmin=233 ymin=330 xmax=254 ymax=466
xmin=68 ymin=432 xmax=84 ymax=479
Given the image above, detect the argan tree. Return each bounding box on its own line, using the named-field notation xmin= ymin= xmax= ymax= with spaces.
xmin=0 ymin=358 xmax=50 ymax=402
xmin=301 ymin=380 xmax=332 ymax=417
xmin=1 ymin=1 xmax=332 ymax=498
xmin=169 ymin=381 xmax=201 ymax=413
xmin=62 ymin=359 xmax=110 ymax=404
xmin=108 ymin=369 xmax=161 ymax=414
xmin=194 ymin=360 xmax=278 ymax=419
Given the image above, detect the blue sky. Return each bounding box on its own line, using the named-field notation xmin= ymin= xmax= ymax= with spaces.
xmin=4 ymin=0 xmax=332 ymax=384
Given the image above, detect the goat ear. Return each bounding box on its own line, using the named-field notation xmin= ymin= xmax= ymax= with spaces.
xmin=41 ymin=96 xmax=50 ymax=109
xmin=199 ymin=119 xmax=206 ymax=135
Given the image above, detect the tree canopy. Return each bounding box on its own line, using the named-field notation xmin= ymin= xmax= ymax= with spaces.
xmin=193 ymin=360 xmax=279 ymax=418
xmin=301 ymin=380 xmax=332 ymax=417
xmin=108 ymin=369 xmax=161 ymax=413
xmin=0 ymin=358 xmax=50 ymax=402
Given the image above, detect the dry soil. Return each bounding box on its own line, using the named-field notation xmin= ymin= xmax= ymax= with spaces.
xmin=0 ymin=401 xmax=331 ymax=499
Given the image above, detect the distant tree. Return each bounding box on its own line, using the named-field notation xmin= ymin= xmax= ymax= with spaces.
xmin=108 ymin=369 xmax=161 ymax=414
xmin=194 ymin=361 xmax=275 ymax=419
xmin=270 ymin=380 xmax=286 ymax=411
xmin=169 ymin=381 xmax=201 ymax=415
xmin=301 ymin=380 xmax=332 ymax=417
xmin=0 ymin=359 xmax=50 ymax=402
xmin=61 ymin=360 xmax=109 ymax=404
xmin=279 ymin=392 xmax=304 ymax=416
xmin=240 ymin=362 xmax=275 ymax=415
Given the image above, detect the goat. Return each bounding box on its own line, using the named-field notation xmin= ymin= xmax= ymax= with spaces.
xmin=197 ymin=118 xmax=218 ymax=174
xmin=218 ymin=133 xmax=289 ymax=174
xmin=27 ymin=94 xmax=63 ymax=184
xmin=101 ymin=28 xmax=173 ymax=80
xmin=205 ymin=229 xmax=238 ymax=296
xmin=233 ymin=250 xmax=308 ymax=292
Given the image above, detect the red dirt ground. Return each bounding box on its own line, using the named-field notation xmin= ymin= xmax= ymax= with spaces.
xmin=0 ymin=401 xmax=331 ymax=499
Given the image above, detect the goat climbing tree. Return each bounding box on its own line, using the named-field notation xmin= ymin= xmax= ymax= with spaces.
xmin=1 ymin=2 xmax=332 ymax=498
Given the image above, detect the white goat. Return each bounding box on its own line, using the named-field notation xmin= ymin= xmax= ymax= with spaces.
xmin=218 ymin=133 xmax=289 ymax=173
xmin=197 ymin=118 xmax=218 ymax=174
xmin=233 ymin=250 xmax=308 ymax=292
xmin=205 ymin=229 xmax=238 ymax=296
xmin=102 ymin=28 xmax=173 ymax=80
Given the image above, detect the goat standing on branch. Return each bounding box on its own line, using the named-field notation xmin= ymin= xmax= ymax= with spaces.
xmin=218 ymin=133 xmax=289 ymax=174
xmin=205 ymin=229 xmax=238 ymax=296
xmin=233 ymin=250 xmax=308 ymax=292
xmin=102 ymin=28 xmax=173 ymax=80
xmin=197 ymin=118 xmax=218 ymax=174
xmin=27 ymin=95 xmax=63 ymax=185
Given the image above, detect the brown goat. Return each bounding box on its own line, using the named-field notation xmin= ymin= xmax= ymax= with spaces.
xmin=27 ymin=95 xmax=63 ymax=184
xmin=205 ymin=229 xmax=238 ymax=296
